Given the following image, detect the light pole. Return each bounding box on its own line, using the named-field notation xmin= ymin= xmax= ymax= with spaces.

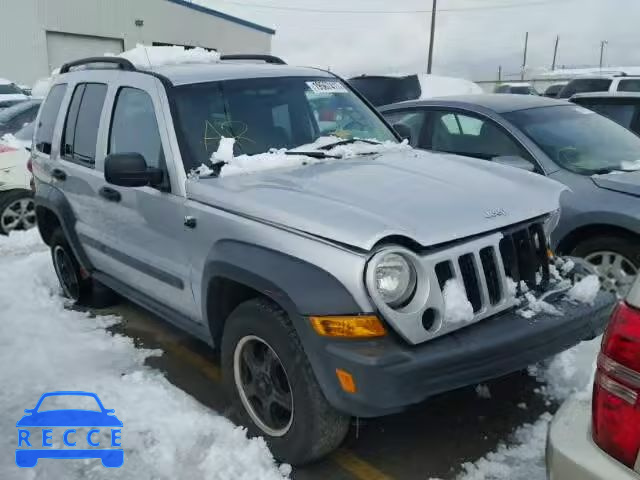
xmin=600 ymin=40 xmax=608 ymax=69
xmin=427 ymin=0 xmax=437 ymax=74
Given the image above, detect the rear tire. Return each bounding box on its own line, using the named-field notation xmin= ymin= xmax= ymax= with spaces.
xmin=50 ymin=228 xmax=117 ymax=308
xmin=221 ymin=298 xmax=350 ymax=465
xmin=571 ymin=235 xmax=639 ymax=296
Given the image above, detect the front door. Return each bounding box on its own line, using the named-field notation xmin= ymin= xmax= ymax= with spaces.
xmin=92 ymin=76 xmax=197 ymax=319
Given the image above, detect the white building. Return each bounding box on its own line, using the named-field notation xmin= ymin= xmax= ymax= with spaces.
xmin=0 ymin=0 xmax=275 ymax=84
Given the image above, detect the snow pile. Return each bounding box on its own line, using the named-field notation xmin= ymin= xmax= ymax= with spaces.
xmin=218 ymin=137 xmax=410 ymax=177
xmin=458 ymin=414 xmax=553 ymax=480
xmin=417 ymin=75 xmax=484 ymax=98
xmin=443 ymin=279 xmax=474 ymax=324
xmin=0 ymin=133 xmax=22 ymax=149
xmin=567 ymin=275 xmax=600 ymax=305
xmin=0 ymin=231 xmax=288 ymax=479
xmin=116 ymin=44 xmax=221 ymax=69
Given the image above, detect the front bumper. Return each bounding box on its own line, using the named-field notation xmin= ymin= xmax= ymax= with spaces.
xmin=547 ymin=396 xmax=637 ymax=480
xmin=300 ymin=291 xmax=615 ymax=418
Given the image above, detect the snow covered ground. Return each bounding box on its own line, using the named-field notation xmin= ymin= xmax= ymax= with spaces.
xmin=0 ymin=229 xmax=604 ymax=480
xmin=0 ymin=230 xmax=289 ymax=480
xmin=455 ymin=337 xmax=601 ymax=480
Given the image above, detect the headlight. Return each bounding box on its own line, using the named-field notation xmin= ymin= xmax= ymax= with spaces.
xmin=373 ymin=252 xmax=417 ymax=307
xmin=544 ymin=209 xmax=561 ymax=238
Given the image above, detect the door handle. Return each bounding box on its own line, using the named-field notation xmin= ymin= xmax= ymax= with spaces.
xmin=51 ymin=168 xmax=66 ymax=181
xmin=99 ymin=186 xmax=121 ymax=203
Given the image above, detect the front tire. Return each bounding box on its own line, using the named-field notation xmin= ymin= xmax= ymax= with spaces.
xmin=221 ymin=298 xmax=350 ymax=465
xmin=50 ymin=228 xmax=117 ymax=308
xmin=572 ymin=235 xmax=639 ymax=297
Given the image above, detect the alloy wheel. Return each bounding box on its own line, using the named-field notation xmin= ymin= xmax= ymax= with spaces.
xmin=584 ymin=250 xmax=638 ymax=297
xmin=0 ymin=197 xmax=36 ymax=233
xmin=52 ymin=245 xmax=80 ymax=300
xmin=233 ymin=335 xmax=294 ymax=437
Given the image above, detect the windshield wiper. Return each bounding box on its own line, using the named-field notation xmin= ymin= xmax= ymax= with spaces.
xmin=317 ymin=138 xmax=382 ymax=151
xmin=283 ymin=150 xmax=341 ymax=159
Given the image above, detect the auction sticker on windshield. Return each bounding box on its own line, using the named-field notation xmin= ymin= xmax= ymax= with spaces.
xmin=306 ymin=81 xmax=348 ymax=94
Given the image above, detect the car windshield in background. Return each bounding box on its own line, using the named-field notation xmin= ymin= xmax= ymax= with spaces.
xmin=14 ymin=122 xmax=34 ymax=141
xmin=172 ymin=76 xmax=397 ymax=169
xmin=576 ymin=101 xmax=638 ymax=129
xmin=348 ymin=76 xmax=421 ymax=107
xmin=557 ymin=78 xmax=612 ymax=98
xmin=505 ymin=104 xmax=640 ymax=174
xmin=0 ymin=83 xmax=23 ymax=95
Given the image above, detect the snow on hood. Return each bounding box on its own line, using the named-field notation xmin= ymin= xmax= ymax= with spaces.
xmin=592 ymin=169 xmax=640 ymax=197
xmin=115 ymin=44 xmax=221 ymax=69
xmin=210 ymin=137 xmax=412 ymax=177
xmin=187 ymin=149 xmax=565 ymax=250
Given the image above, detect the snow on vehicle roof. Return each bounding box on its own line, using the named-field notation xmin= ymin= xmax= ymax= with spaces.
xmin=0 ymin=78 xmax=13 ymax=85
xmin=366 ymin=72 xmax=483 ymax=98
xmin=115 ymin=44 xmax=221 ymax=69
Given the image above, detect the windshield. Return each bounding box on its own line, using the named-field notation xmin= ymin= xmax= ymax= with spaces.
xmin=172 ymin=76 xmax=397 ymax=170
xmin=505 ymin=104 xmax=640 ymax=174
xmin=37 ymin=394 xmax=101 ymax=412
xmin=0 ymin=100 xmax=39 ymax=124
xmin=0 ymin=83 xmax=23 ymax=95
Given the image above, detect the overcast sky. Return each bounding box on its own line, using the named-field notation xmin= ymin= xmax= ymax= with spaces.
xmin=201 ymin=0 xmax=640 ymax=80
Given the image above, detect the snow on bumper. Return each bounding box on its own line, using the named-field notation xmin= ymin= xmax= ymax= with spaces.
xmin=304 ymin=290 xmax=615 ymax=418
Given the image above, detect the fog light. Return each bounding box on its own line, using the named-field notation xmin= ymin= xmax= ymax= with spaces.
xmin=309 ymin=315 xmax=386 ymax=338
xmin=336 ymin=368 xmax=357 ymax=393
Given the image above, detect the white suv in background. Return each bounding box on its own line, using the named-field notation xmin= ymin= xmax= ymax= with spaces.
xmin=0 ymin=123 xmax=34 ymax=234
xmin=557 ymin=73 xmax=640 ymax=99
xmin=547 ymin=277 xmax=640 ymax=479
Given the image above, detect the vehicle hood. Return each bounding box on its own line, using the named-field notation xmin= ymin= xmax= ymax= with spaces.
xmin=592 ymin=170 xmax=640 ymax=197
xmin=187 ymin=150 xmax=565 ymax=250
xmin=16 ymin=410 xmax=123 ymax=427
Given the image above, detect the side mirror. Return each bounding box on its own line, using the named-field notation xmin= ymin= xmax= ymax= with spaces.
xmin=104 ymin=153 xmax=163 ymax=188
xmin=24 ymin=409 xmax=33 ymax=414
xmin=393 ymin=123 xmax=412 ymax=144
xmin=493 ymin=155 xmax=535 ymax=172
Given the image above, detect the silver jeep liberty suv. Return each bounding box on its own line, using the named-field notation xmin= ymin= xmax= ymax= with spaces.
xmin=31 ymin=53 xmax=614 ymax=465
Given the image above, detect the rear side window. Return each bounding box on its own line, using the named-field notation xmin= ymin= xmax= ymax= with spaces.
xmin=35 ymin=84 xmax=67 ymax=154
xmin=557 ymin=79 xmax=612 ymax=98
xmin=617 ymin=79 xmax=640 ymax=92
xmin=61 ymin=83 xmax=107 ymax=166
xmin=383 ymin=110 xmax=427 ymax=147
xmin=0 ymin=83 xmax=23 ymax=94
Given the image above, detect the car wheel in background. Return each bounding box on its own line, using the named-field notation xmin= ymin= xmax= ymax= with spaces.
xmin=50 ymin=228 xmax=117 ymax=308
xmin=221 ymin=297 xmax=350 ymax=465
xmin=0 ymin=189 xmax=36 ymax=235
xmin=572 ymin=235 xmax=639 ymax=297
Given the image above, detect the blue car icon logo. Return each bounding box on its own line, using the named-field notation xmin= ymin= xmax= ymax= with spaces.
xmin=16 ymin=391 xmax=123 ymax=468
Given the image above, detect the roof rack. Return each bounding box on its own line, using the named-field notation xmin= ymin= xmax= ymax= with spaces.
xmin=60 ymin=57 xmax=136 ymax=74
xmin=220 ymin=54 xmax=286 ymax=65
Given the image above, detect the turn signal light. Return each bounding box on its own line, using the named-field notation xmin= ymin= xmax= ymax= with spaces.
xmin=336 ymin=369 xmax=357 ymax=393
xmin=309 ymin=315 xmax=386 ymax=338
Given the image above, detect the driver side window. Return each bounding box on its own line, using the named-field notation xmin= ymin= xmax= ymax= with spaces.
xmin=109 ymin=87 xmax=169 ymax=190
xmin=428 ymin=110 xmax=534 ymax=164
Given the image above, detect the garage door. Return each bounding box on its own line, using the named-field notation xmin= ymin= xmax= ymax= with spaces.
xmin=46 ymin=31 xmax=124 ymax=73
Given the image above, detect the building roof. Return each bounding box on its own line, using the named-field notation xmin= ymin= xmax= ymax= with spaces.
xmin=165 ymin=0 xmax=276 ymax=35
xmin=380 ymin=94 xmax=568 ymax=114
xmin=152 ymin=62 xmax=331 ymax=85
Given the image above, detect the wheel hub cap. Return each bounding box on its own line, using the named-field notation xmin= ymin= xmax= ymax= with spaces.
xmin=234 ymin=335 xmax=294 ymax=437
xmin=584 ymin=251 xmax=638 ymax=297
xmin=1 ymin=198 xmax=35 ymax=233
